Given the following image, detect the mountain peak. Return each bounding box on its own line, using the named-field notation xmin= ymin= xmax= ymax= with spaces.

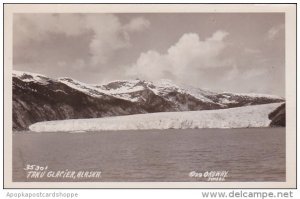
xmin=13 ymin=70 xmax=284 ymax=102
xmin=13 ymin=70 xmax=285 ymax=130
xmin=13 ymin=70 xmax=51 ymax=85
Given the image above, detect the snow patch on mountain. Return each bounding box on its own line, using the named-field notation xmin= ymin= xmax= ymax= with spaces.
xmin=29 ymin=103 xmax=282 ymax=132
xmin=220 ymin=98 xmax=238 ymax=104
xmin=58 ymin=77 xmax=218 ymax=103
xmin=13 ymin=70 xmax=283 ymax=105
xmin=58 ymin=77 xmax=105 ymax=97
xmin=221 ymin=92 xmax=284 ymax=99
xmin=150 ymin=79 xmax=215 ymax=103
xmin=13 ymin=70 xmax=51 ymax=85
xmin=99 ymin=79 xmax=144 ymax=93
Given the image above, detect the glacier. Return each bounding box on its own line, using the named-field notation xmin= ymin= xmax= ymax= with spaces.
xmin=29 ymin=103 xmax=283 ymax=132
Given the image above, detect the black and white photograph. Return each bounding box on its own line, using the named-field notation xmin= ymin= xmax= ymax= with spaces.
xmin=3 ymin=4 xmax=296 ymax=188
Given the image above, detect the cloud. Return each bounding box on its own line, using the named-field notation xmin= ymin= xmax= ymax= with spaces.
xmin=127 ymin=30 xmax=231 ymax=83
xmin=124 ymin=17 xmax=150 ymax=32
xmin=86 ymin=15 xmax=150 ymax=66
xmin=14 ymin=14 xmax=85 ymax=46
xmin=223 ymin=65 xmax=239 ymax=81
xmin=14 ymin=14 xmax=150 ymax=67
xmin=267 ymin=24 xmax=284 ymax=40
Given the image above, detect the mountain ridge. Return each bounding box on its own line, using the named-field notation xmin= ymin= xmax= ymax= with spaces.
xmin=13 ymin=70 xmax=284 ymax=130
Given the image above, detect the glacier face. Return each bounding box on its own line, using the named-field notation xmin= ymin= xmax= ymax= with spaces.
xmin=29 ymin=103 xmax=283 ymax=132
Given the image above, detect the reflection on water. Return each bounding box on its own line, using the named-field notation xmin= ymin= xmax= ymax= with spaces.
xmin=13 ymin=128 xmax=285 ymax=182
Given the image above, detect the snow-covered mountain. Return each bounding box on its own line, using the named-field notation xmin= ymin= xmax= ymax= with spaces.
xmin=13 ymin=70 xmax=284 ymax=130
xmin=29 ymin=103 xmax=282 ymax=132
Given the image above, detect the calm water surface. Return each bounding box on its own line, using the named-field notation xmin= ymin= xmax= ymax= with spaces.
xmin=13 ymin=128 xmax=285 ymax=182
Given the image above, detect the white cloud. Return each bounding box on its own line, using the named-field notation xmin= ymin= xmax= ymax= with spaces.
xmin=85 ymin=14 xmax=129 ymax=66
xmin=223 ymin=65 xmax=239 ymax=81
xmin=14 ymin=14 xmax=86 ymax=46
xmin=127 ymin=31 xmax=230 ymax=83
xmin=86 ymin=15 xmax=150 ymax=66
xmin=267 ymin=24 xmax=284 ymax=40
xmin=124 ymin=17 xmax=150 ymax=32
xmin=14 ymin=14 xmax=150 ymax=67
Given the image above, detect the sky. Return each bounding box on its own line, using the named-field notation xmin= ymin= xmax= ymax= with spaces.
xmin=13 ymin=13 xmax=285 ymax=96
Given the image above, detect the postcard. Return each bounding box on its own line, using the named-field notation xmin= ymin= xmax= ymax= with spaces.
xmin=3 ymin=3 xmax=296 ymax=188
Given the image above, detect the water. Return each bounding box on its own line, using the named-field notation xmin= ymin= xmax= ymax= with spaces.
xmin=13 ymin=128 xmax=285 ymax=182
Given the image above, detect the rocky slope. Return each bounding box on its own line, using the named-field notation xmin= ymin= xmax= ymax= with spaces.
xmin=13 ymin=70 xmax=284 ymax=130
xmin=269 ymin=103 xmax=286 ymax=127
